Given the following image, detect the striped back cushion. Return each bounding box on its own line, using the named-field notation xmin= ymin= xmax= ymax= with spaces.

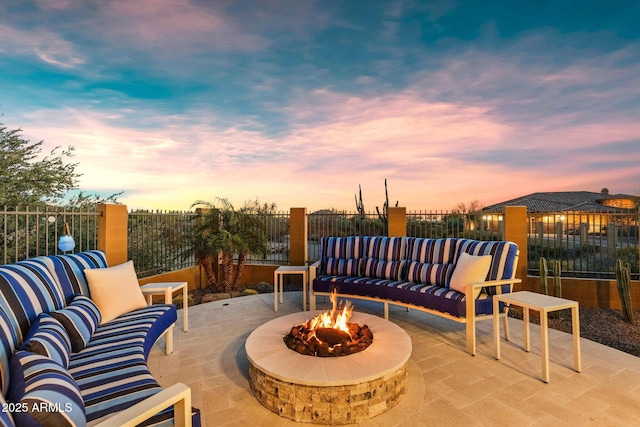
xmin=22 ymin=314 xmax=72 ymax=369
xmin=320 ymin=237 xmax=364 ymax=275
xmin=8 ymin=351 xmax=85 ymax=427
xmin=405 ymin=238 xmax=459 ymax=263
xmin=405 ymin=261 xmax=454 ymax=287
xmin=32 ymin=251 xmax=108 ymax=303
xmin=362 ymin=258 xmax=405 ymax=281
xmin=456 ymin=240 xmax=519 ymax=294
xmin=363 ymin=236 xmax=406 ymax=261
xmin=0 ymin=307 xmax=20 ymax=396
xmin=0 ymin=263 xmax=65 ymax=345
xmin=324 ymin=258 xmax=362 ymax=277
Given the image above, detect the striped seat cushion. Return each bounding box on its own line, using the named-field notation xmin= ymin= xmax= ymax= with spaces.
xmin=7 ymin=351 xmax=86 ymax=427
xmin=67 ymin=304 xmax=176 ymax=423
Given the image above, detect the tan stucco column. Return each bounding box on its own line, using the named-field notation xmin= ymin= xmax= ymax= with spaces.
xmin=98 ymin=203 xmax=128 ymax=266
xmin=289 ymin=207 xmax=308 ymax=266
xmin=503 ymin=206 xmax=528 ymax=290
xmin=387 ymin=207 xmax=407 ymax=237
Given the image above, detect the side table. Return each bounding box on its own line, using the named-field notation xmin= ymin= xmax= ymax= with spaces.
xmin=273 ymin=266 xmax=308 ymax=312
xmin=493 ymin=291 xmax=581 ymax=383
xmin=140 ymin=281 xmax=189 ymax=354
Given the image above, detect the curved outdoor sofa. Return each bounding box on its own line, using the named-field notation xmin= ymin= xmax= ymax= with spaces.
xmin=310 ymin=236 xmax=521 ymax=355
xmin=0 ymin=250 xmax=200 ymax=427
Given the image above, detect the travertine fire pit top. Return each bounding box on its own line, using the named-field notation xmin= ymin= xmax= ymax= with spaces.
xmin=245 ymin=310 xmax=412 ymax=387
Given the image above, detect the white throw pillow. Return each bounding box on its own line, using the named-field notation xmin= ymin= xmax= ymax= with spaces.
xmin=449 ymin=252 xmax=493 ymax=294
xmin=85 ymin=261 xmax=148 ymax=324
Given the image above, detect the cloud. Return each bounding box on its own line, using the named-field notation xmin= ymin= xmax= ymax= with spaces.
xmin=0 ymin=23 xmax=84 ymax=68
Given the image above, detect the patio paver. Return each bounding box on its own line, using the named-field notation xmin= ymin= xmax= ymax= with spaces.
xmin=147 ymin=292 xmax=640 ymax=426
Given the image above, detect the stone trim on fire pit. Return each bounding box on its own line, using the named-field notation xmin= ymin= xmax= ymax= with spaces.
xmin=245 ymin=311 xmax=412 ymax=424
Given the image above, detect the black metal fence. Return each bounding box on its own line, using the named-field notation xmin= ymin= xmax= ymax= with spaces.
xmin=0 ymin=206 xmax=100 ymax=264
xmin=3 ymin=206 xmax=638 ymax=280
xmin=527 ymin=210 xmax=639 ymax=279
xmin=128 ymin=210 xmax=197 ymax=278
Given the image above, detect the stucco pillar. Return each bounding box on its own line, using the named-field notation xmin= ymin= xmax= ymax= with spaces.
xmin=98 ymin=203 xmax=128 ymax=266
xmin=289 ymin=207 xmax=308 ymax=266
xmin=388 ymin=207 xmax=407 ymax=237
xmin=503 ymin=206 xmax=528 ymax=290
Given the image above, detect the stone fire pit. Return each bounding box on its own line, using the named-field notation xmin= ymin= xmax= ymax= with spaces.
xmin=245 ymin=310 xmax=412 ymax=424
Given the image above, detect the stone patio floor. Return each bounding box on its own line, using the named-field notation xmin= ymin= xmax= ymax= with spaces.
xmin=147 ymin=291 xmax=640 ymax=426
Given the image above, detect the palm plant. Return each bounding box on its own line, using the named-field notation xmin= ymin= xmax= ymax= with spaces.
xmin=189 ymin=198 xmax=275 ymax=292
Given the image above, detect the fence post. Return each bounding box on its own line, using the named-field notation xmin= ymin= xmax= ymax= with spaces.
xmin=503 ymin=206 xmax=528 ymax=290
xmin=388 ymin=207 xmax=407 ymax=237
xmin=290 ymin=207 xmax=307 ymax=266
xmin=98 ymin=204 xmax=128 ymax=266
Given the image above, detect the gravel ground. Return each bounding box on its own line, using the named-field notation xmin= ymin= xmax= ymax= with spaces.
xmin=188 ymin=287 xmax=640 ymax=358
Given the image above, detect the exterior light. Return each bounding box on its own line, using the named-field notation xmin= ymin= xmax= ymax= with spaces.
xmin=58 ymin=223 xmax=75 ymax=252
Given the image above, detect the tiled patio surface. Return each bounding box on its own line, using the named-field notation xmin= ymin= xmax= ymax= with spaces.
xmin=147 ymin=291 xmax=640 ymax=426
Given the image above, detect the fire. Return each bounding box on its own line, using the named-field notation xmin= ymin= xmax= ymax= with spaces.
xmin=308 ymin=289 xmax=353 ymax=334
xmin=283 ymin=289 xmax=372 ymax=357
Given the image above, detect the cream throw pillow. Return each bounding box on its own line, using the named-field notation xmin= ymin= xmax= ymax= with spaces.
xmin=449 ymin=252 xmax=493 ymax=294
xmin=85 ymin=261 xmax=147 ymax=324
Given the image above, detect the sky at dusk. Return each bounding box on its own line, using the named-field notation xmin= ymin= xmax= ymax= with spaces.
xmin=1 ymin=0 xmax=639 ymax=212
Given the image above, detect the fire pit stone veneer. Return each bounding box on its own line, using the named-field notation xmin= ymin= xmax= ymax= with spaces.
xmin=245 ymin=311 xmax=412 ymax=424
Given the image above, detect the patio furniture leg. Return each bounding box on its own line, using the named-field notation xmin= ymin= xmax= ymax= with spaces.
xmin=541 ymin=310 xmax=550 ymax=383
xmin=493 ymin=297 xmax=501 ymax=360
xmin=523 ymin=307 xmax=530 ymax=352
xmin=572 ymin=304 xmax=582 ymax=373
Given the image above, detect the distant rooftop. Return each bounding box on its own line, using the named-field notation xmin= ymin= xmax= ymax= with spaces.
xmin=483 ymin=190 xmax=638 ymax=213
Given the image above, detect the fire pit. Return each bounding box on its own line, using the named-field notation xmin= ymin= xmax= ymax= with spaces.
xmin=246 ymin=306 xmax=411 ymax=424
xmin=284 ymin=291 xmax=373 ymax=357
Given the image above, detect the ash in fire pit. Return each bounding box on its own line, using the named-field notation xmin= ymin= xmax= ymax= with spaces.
xmin=283 ymin=290 xmax=373 ymax=357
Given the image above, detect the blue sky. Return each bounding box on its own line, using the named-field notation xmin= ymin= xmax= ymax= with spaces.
xmin=1 ymin=0 xmax=639 ymax=211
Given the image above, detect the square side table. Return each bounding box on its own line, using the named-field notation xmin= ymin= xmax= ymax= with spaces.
xmin=140 ymin=281 xmax=189 ymax=354
xmin=493 ymin=291 xmax=581 ymax=383
xmin=273 ymin=266 xmax=308 ymax=312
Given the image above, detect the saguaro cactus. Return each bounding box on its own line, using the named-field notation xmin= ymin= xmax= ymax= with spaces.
xmin=539 ymin=257 xmax=549 ymax=295
xmin=553 ymin=259 xmax=562 ymax=298
xmin=615 ymin=259 xmax=634 ymax=324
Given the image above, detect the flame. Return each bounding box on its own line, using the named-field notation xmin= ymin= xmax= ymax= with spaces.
xmin=308 ymin=289 xmax=353 ymax=334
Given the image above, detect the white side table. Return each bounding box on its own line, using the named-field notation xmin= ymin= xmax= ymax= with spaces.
xmin=140 ymin=281 xmax=189 ymax=354
xmin=493 ymin=291 xmax=581 ymax=383
xmin=273 ymin=266 xmax=308 ymax=312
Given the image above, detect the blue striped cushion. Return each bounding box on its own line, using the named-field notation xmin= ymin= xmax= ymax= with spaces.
xmin=0 ymin=264 xmax=66 ymax=340
xmin=406 ymin=238 xmax=459 ymax=263
xmin=7 ymin=351 xmax=86 ymax=427
xmin=320 ymin=237 xmax=364 ymax=259
xmin=324 ymin=257 xmax=361 ymax=277
xmin=363 ymin=236 xmax=406 ymax=260
xmin=456 ymin=240 xmax=519 ymax=295
xmin=0 ymin=307 xmax=20 ymax=397
xmin=0 ymin=393 xmax=16 ymax=426
xmin=22 ymin=314 xmax=72 ymax=369
xmin=31 ymin=251 xmax=108 ymax=303
xmin=405 ymin=261 xmax=454 ymax=287
xmin=362 ymin=258 xmax=405 ymax=281
xmin=50 ymin=296 xmax=101 ymax=353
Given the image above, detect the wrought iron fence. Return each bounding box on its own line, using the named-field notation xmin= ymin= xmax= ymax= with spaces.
xmin=0 ymin=206 xmax=100 ymax=264
xmin=241 ymin=211 xmax=291 ymax=265
xmin=406 ymin=210 xmax=504 ymax=240
xmin=128 ymin=210 xmax=197 ymax=278
xmin=307 ymin=210 xmax=386 ymax=262
xmin=527 ymin=209 xmax=639 ymax=279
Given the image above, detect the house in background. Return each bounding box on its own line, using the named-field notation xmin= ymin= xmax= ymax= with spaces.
xmin=482 ymin=188 xmax=639 ymax=236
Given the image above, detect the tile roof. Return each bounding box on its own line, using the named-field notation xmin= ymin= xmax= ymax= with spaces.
xmin=482 ymin=191 xmax=636 ymax=213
